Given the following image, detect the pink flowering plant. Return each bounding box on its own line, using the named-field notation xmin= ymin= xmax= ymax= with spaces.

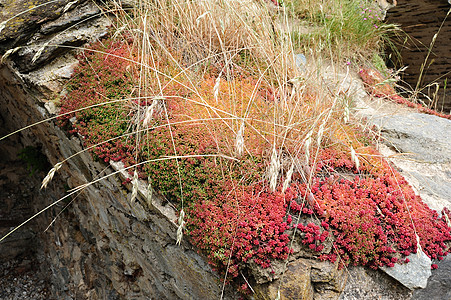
xmin=359 ymin=4 xmax=384 ymax=29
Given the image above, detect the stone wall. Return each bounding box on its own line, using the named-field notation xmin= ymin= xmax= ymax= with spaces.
xmin=387 ymin=0 xmax=451 ymax=113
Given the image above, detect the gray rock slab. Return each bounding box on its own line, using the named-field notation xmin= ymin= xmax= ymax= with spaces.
xmin=373 ymin=113 xmax=451 ymax=211
xmin=408 ymin=169 xmax=451 ymax=204
xmin=380 ymin=250 xmax=432 ymax=290
xmin=40 ymin=1 xmax=101 ymax=35
xmin=373 ymin=113 xmax=451 ymax=164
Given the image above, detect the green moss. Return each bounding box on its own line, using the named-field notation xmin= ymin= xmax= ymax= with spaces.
xmin=18 ymin=145 xmax=49 ymax=175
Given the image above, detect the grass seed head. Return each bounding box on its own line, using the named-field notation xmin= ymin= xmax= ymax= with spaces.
xmin=445 ymin=213 xmax=451 ymax=229
xmin=130 ymin=170 xmax=139 ymax=204
xmin=1 ymin=47 xmax=21 ymax=63
xmin=282 ymin=162 xmax=294 ymax=193
xmin=41 ymin=162 xmax=62 ymax=189
xmin=350 ymin=146 xmax=360 ymax=171
xmin=0 ymin=21 xmax=6 ymax=35
xmin=304 ymin=130 xmax=313 ymax=163
xmin=268 ymin=147 xmax=280 ymax=192
xmin=235 ymin=122 xmax=245 ymax=158
xmin=176 ymin=209 xmax=186 ymax=245
xmin=63 ymin=0 xmax=78 ymax=13
xmin=31 ymin=41 xmax=50 ymax=64
xmin=176 ymin=222 xmax=185 ymax=245
xmin=416 ymin=233 xmax=422 ymax=257
xmin=213 ymin=76 xmax=221 ymax=102
xmin=143 ymin=98 xmax=159 ymax=127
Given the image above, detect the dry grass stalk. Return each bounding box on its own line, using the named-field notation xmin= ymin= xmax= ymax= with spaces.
xmin=31 ymin=41 xmax=50 ymax=64
xmin=282 ymin=162 xmax=294 ymax=192
xmin=213 ymin=76 xmax=221 ymax=102
xmin=268 ymin=147 xmax=280 ymax=192
xmin=130 ymin=170 xmax=139 ymax=204
xmin=304 ymin=130 xmax=313 ymax=163
xmin=142 ymin=98 xmax=159 ymax=127
xmin=350 ymin=146 xmax=360 ymax=171
xmin=0 ymin=21 xmax=6 ymax=35
xmin=1 ymin=47 xmax=21 ymax=63
xmin=176 ymin=209 xmax=185 ymax=246
xmin=41 ymin=162 xmax=62 ymax=189
xmin=63 ymin=0 xmax=78 ymax=13
xmin=445 ymin=213 xmax=451 ymax=229
xmin=416 ymin=233 xmax=422 ymax=257
xmin=234 ymin=121 xmax=245 ymax=158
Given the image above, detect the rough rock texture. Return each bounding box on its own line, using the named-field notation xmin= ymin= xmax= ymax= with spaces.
xmin=374 ymin=113 xmax=451 ymax=213
xmin=253 ymin=259 xmax=347 ymax=300
xmin=387 ymin=0 xmax=451 ymax=113
xmin=373 ymin=113 xmax=451 ymax=164
xmin=0 ymin=0 xmax=109 ymax=73
xmin=339 ymin=266 xmax=413 ymax=300
xmin=254 ymin=259 xmax=315 ymax=300
xmin=412 ymin=255 xmax=451 ymax=300
xmin=380 ymin=250 xmax=432 ymax=290
xmin=0 ymin=255 xmax=50 ymax=299
xmin=0 ymin=118 xmax=47 ymax=261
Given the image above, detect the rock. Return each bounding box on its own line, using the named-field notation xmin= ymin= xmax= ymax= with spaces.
xmin=253 ymin=259 xmax=314 ymax=300
xmin=0 ymin=0 xmax=110 ymax=72
xmin=386 ymin=1 xmax=451 ymax=113
xmin=412 ymin=254 xmax=451 ymax=300
xmin=380 ymin=250 xmax=432 ymax=290
xmin=373 ymin=113 xmax=451 ymax=164
xmin=248 ymin=259 xmax=286 ymax=285
xmin=295 ymin=53 xmax=307 ymax=71
xmin=339 ymin=266 xmax=412 ymax=300
xmin=0 ymin=0 xmax=68 ymax=50
xmin=252 ymin=258 xmax=346 ymax=300
xmin=311 ymin=260 xmax=340 ymax=283
xmin=311 ymin=260 xmax=347 ymax=294
xmin=39 ymin=1 xmax=101 ymax=36
xmin=374 ymin=122 xmax=451 ymax=213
